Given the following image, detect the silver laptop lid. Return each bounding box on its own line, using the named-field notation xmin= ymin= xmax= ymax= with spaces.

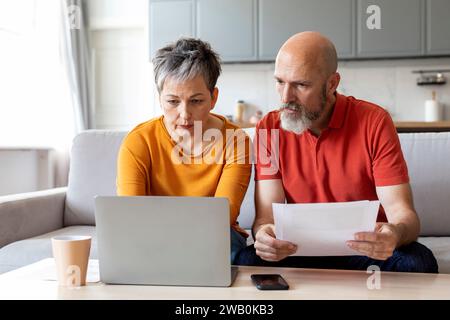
xmin=95 ymin=196 xmax=232 ymax=287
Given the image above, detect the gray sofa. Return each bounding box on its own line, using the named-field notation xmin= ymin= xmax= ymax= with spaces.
xmin=1 ymin=129 xmax=449 ymax=274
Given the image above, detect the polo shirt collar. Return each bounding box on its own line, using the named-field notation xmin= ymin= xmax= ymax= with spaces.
xmin=328 ymin=92 xmax=347 ymax=129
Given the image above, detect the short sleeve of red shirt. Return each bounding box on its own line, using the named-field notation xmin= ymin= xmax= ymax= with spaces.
xmin=254 ymin=112 xmax=281 ymax=180
xmin=370 ymin=111 xmax=409 ymax=186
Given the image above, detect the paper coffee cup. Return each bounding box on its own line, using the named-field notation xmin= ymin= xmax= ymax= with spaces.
xmin=52 ymin=236 xmax=91 ymax=287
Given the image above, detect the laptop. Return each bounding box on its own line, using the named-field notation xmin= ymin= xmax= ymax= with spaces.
xmin=94 ymin=196 xmax=237 ymax=287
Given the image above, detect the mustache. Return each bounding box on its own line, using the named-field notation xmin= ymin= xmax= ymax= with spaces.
xmin=280 ymin=103 xmax=303 ymax=112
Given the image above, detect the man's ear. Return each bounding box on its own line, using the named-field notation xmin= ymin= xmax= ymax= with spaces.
xmin=327 ymin=72 xmax=341 ymax=94
xmin=210 ymin=87 xmax=219 ymax=110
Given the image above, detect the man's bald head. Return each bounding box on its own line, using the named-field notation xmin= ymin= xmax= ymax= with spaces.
xmin=274 ymin=32 xmax=341 ymax=135
xmin=276 ymin=31 xmax=338 ymax=78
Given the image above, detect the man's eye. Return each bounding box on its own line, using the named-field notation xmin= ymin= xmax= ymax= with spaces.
xmin=167 ymin=100 xmax=179 ymax=105
xmin=275 ymin=79 xmax=284 ymax=85
xmin=191 ymin=99 xmax=203 ymax=104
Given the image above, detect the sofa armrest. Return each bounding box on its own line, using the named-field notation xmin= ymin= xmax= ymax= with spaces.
xmin=0 ymin=187 xmax=67 ymax=248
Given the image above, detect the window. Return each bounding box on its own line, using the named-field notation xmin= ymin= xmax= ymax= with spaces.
xmin=0 ymin=0 xmax=74 ymax=148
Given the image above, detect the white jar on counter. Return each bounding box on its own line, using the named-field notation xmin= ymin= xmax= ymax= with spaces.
xmin=425 ymin=91 xmax=441 ymax=122
xmin=234 ymin=100 xmax=245 ymax=123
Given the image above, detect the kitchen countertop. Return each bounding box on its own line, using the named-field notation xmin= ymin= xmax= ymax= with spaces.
xmin=394 ymin=121 xmax=450 ymax=132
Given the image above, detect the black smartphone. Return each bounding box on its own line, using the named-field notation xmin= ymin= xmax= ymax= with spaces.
xmin=251 ymin=274 xmax=289 ymax=290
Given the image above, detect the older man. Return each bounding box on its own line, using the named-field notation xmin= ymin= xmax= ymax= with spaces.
xmin=236 ymin=32 xmax=438 ymax=273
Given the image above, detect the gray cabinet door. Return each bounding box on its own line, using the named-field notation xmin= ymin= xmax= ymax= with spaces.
xmin=426 ymin=0 xmax=450 ymax=55
xmin=258 ymin=0 xmax=355 ymax=60
xmin=149 ymin=0 xmax=195 ymax=59
xmin=196 ymin=0 xmax=257 ymax=62
xmin=357 ymin=0 xmax=425 ymax=58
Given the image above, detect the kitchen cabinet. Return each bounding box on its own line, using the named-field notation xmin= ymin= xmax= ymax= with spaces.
xmin=426 ymin=0 xmax=450 ymax=55
xmin=258 ymin=0 xmax=355 ymax=60
xmin=149 ymin=0 xmax=449 ymax=62
xmin=196 ymin=0 xmax=257 ymax=62
xmin=149 ymin=0 xmax=256 ymax=61
xmin=357 ymin=0 xmax=425 ymax=58
xmin=149 ymin=0 xmax=194 ymax=59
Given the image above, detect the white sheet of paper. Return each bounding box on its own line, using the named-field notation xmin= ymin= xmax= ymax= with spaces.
xmin=273 ymin=200 xmax=380 ymax=256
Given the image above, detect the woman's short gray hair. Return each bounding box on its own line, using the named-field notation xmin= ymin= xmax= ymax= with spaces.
xmin=152 ymin=37 xmax=222 ymax=94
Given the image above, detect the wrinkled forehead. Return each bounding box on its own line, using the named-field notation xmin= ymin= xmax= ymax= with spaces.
xmin=274 ymin=50 xmax=323 ymax=81
xmin=162 ymin=74 xmax=209 ymax=93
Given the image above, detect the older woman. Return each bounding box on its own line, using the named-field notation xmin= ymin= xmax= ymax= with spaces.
xmin=116 ymin=38 xmax=252 ymax=263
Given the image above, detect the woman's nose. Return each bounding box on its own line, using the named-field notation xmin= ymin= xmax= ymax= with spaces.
xmin=178 ymin=103 xmax=191 ymax=119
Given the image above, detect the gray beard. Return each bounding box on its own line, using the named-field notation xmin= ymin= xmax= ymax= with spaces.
xmin=279 ymin=84 xmax=329 ymax=134
xmin=279 ymin=90 xmax=327 ymax=135
xmin=280 ymin=109 xmax=312 ymax=135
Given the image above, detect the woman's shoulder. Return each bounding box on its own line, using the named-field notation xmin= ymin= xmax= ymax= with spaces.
xmin=122 ymin=117 xmax=164 ymax=146
xmin=210 ymin=113 xmax=241 ymax=131
xmin=210 ymin=114 xmax=249 ymax=139
xmin=130 ymin=117 xmax=162 ymax=133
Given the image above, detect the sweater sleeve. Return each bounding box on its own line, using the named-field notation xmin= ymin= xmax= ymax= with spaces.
xmin=116 ymin=134 xmax=150 ymax=196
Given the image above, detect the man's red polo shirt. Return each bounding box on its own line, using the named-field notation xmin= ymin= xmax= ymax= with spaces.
xmin=254 ymin=92 xmax=409 ymax=222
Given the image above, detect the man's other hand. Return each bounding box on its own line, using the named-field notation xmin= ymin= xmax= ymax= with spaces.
xmin=346 ymin=222 xmax=401 ymax=260
xmin=254 ymin=224 xmax=298 ymax=261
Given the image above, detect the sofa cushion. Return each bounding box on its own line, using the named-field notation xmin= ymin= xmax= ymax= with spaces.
xmin=418 ymin=237 xmax=450 ymax=274
xmin=399 ymin=133 xmax=450 ymax=236
xmin=0 ymin=226 xmax=97 ymax=274
xmin=64 ymin=130 xmax=126 ymax=226
xmin=238 ymin=128 xmax=256 ymax=230
xmin=238 ymin=169 xmax=256 ymax=230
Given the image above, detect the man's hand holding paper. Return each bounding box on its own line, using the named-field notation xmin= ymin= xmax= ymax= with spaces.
xmin=346 ymin=222 xmax=401 ymax=260
xmin=273 ymin=201 xmax=380 ymax=256
xmin=254 ymin=224 xmax=297 ymax=261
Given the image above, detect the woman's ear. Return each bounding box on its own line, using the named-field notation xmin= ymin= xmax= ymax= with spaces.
xmin=210 ymin=87 xmax=219 ymax=110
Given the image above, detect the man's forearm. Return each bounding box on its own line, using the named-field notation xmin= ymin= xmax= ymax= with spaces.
xmin=394 ymin=220 xmax=420 ymax=248
xmin=252 ymin=220 xmax=273 ymax=240
xmin=376 ymin=183 xmax=420 ymax=248
xmin=391 ymin=207 xmax=420 ymax=248
xmin=253 ymin=179 xmax=286 ymax=239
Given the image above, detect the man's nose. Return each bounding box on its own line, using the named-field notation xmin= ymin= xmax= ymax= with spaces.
xmin=281 ymin=84 xmax=295 ymax=104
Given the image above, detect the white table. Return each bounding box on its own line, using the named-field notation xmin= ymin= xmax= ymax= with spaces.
xmin=1 ymin=258 xmax=450 ymax=300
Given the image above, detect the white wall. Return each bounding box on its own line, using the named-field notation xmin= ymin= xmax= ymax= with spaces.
xmin=217 ymin=58 xmax=450 ymax=122
xmin=91 ymin=29 xmax=154 ymax=129
xmin=88 ymin=0 xmax=156 ymax=130
xmin=89 ymin=0 xmax=450 ymax=129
